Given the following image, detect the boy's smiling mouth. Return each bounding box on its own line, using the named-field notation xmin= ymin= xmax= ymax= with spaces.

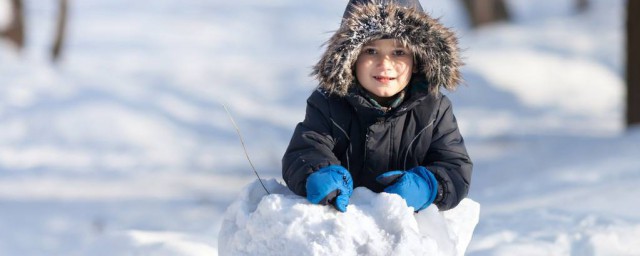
xmin=373 ymin=76 xmax=395 ymax=83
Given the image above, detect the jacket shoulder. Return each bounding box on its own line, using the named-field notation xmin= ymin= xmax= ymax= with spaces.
xmin=308 ymin=88 xmax=342 ymax=102
xmin=308 ymin=88 xmax=350 ymax=113
xmin=435 ymin=94 xmax=453 ymax=113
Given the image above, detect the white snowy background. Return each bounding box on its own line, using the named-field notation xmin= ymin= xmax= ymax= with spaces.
xmin=1 ymin=0 xmax=639 ymax=255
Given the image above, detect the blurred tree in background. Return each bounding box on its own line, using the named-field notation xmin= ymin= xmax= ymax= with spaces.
xmin=576 ymin=0 xmax=589 ymax=13
xmin=51 ymin=0 xmax=68 ymax=61
xmin=0 ymin=0 xmax=67 ymax=62
xmin=628 ymin=0 xmax=640 ymax=127
xmin=460 ymin=0 xmax=590 ymax=28
xmin=460 ymin=0 xmax=510 ymax=28
xmin=0 ymin=0 xmax=24 ymax=50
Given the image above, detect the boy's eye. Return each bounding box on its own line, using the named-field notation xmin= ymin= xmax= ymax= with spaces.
xmin=393 ymin=50 xmax=407 ymax=56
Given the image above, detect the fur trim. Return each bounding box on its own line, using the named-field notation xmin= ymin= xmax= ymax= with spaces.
xmin=312 ymin=1 xmax=462 ymax=96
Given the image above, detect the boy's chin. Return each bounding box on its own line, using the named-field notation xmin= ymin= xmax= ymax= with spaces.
xmin=375 ymin=93 xmax=394 ymax=98
xmin=370 ymin=90 xmax=399 ymax=98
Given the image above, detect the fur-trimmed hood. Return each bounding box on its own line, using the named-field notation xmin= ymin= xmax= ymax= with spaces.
xmin=312 ymin=0 xmax=462 ymax=96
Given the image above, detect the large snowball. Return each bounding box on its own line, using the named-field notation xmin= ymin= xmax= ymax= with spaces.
xmin=219 ymin=179 xmax=479 ymax=256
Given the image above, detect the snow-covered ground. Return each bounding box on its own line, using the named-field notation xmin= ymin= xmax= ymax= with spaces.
xmin=1 ymin=0 xmax=638 ymax=255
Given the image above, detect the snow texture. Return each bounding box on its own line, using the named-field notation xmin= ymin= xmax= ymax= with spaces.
xmin=219 ymin=179 xmax=479 ymax=256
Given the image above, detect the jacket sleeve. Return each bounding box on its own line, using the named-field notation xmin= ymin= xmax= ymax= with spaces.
xmin=423 ymin=96 xmax=473 ymax=211
xmin=282 ymin=91 xmax=342 ymax=197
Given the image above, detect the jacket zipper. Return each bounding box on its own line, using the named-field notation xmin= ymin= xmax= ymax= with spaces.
xmin=403 ymin=119 xmax=435 ymax=170
xmin=331 ymin=118 xmax=352 ymax=171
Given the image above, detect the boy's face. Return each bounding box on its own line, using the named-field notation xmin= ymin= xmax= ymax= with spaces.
xmin=355 ymin=39 xmax=414 ymax=99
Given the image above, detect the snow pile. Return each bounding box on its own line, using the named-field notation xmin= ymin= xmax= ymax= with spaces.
xmin=219 ymin=179 xmax=480 ymax=256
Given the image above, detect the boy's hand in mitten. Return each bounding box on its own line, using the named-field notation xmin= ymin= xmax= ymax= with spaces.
xmin=376 ymin=166 xmax=438 ymax=212
xmin=306 ymin=165 xmax=353 ymax=212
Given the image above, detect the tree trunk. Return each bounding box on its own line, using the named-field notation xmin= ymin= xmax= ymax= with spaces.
xmin=51 ymin=0 xmax=68 ymax=62
xmin=461 ymin=0 xmax=510 ymax=28
xmin=628 ymin=0 xmax=640 ymax=127
xmin=0 ymin=0 xmax=25 ymax=50
xmin=576 ymin=0 xmax=589 ymax=13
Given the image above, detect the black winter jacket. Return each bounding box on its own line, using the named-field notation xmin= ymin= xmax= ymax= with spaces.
xmin=282 ymin=82 xmax=472 ymax=210
xmin=282 ymin=0 xmax=472 ymax=211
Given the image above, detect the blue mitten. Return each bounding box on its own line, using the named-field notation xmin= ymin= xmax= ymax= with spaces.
xmin=376 ymin=166 xmax=438 ymax=211
xmin=306 ymin=165 xmax=353 ymax=212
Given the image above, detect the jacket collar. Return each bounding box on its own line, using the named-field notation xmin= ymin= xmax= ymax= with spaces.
xmin=344 ymin=78 xmax=436 ymax=123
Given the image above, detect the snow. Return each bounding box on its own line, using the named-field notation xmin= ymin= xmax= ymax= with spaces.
xmin=219 ymin=179 xmax=479 ymax=256
xmin=1 ymin=0 xmax=639 ymax=255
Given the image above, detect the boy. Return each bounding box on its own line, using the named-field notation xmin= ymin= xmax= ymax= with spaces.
xmin=282 ymin=0 xmax=472 ymax=213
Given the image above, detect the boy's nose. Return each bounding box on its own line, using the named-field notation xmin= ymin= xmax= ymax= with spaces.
xmin=377 ymin=55 xmax=393 ymax=68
